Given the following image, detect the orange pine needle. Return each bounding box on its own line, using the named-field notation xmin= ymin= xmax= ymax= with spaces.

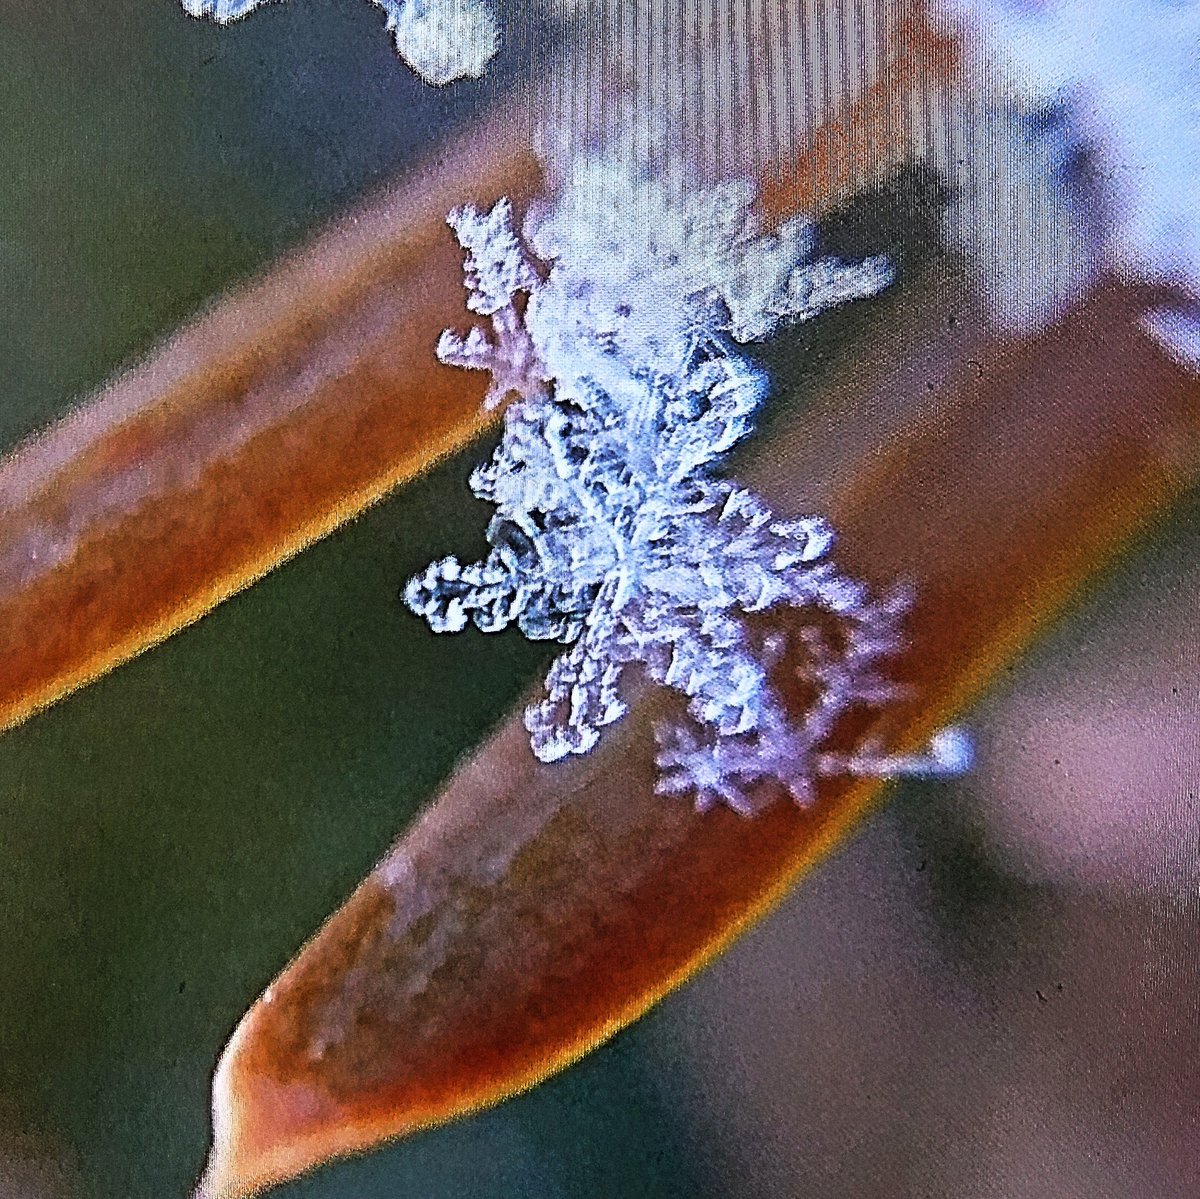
xmin=0 ymin=4 xmax=958 ymax=737
xmin=0 ymin=114 xmax=541 ymax=735
xmin=196 ymin=281 xmax=1200 ymax=1198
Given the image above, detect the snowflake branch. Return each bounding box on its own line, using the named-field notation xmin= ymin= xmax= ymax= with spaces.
xmin=406 ymin=147 xmax=962 ymax=814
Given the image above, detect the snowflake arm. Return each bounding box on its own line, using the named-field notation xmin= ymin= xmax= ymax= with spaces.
xmin=525 ymin=604 xmax=630 ymax=762
xmin=436 ymin=201 xmax=547 ymax=408
xmin=818 ymin=725 xmax=976 ymax=779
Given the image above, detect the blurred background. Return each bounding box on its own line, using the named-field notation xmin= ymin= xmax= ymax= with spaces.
xmin=1 ymin=2 xmax=1198 ymax=1197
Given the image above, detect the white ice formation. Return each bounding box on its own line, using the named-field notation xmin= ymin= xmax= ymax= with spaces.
xmin=407 ymin=146 xmax=968 ymax=815
xmin=181 ymin=0 xmax=499 ymax=85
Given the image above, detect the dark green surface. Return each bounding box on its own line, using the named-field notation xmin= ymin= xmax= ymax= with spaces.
xmin=0 ymin=0 xmax=510 ymax=453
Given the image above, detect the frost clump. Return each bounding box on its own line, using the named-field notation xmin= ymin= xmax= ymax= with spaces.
xmin=383 ymin=0 xmax=498 ymax=85
xmin=181 ymin=0 xmax=498 ymax=85
xmin=181 ymin=0 xmax=265 ymax=19
xmin=406 ymin=149 xmax=965 ymax=815
xmin=526 ymin=143 xmax=895 ymax=348
xmin=946 ymin=0 xmax=1200 ymax=367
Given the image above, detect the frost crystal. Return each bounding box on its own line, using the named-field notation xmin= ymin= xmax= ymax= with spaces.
xmin=407 ymin=155 xmax=964 ymax=815
xmin=181 ymin=0 xmax=498 ymax=85
xmin=382 ymin=0 xmax=498 ymax=86
xmin=525 ymin=140 xmax=894 ymax=353
xmin=181 ymin=0 xmax=267 ymax=20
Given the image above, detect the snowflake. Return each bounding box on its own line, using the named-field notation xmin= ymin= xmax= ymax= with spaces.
xmin=181 ymin=0 xmax=498 ymax=85
xmin=407 ymin=154 xmax=967 ymax=814
xmin=525 ymin=134 xmax=894 ymax=356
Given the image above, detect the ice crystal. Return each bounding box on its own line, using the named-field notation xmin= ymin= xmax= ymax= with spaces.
xmin=181 ymin=0 xmax=498 ymax=85
xmin=407 ymin=155 xmax=965 ymax=814
xmin=525 ymin=138 xmax=894 ymax=354
xmin=383 ymin=0 xmax=499 ymax=85
xmin=181 ymin=0 xmax=266 ymax=19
